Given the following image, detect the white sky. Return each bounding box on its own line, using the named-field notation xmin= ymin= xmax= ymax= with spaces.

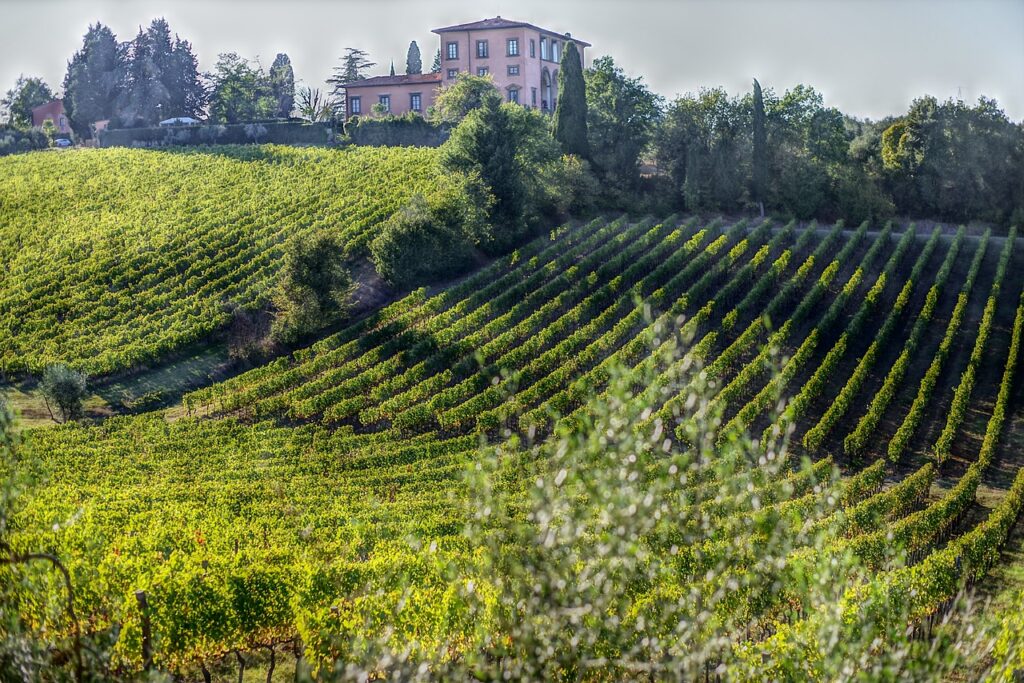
xmin=2 ymin=0 xmax=1022 ymax=121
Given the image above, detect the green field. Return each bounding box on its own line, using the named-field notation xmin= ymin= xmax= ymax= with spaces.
xmin=0 ymin=146 xmax=440 ymax=375
xmin=5 ymin=173 xmax=1024 ymax=677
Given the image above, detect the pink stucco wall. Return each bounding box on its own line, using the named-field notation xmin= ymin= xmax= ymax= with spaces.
xmin=436 ymin=26 xmax=586 ymax=111
xmin=346 ymin=21 xmax=588 ymax=119
xmin=346 ymin=81 xmax=439 ymax=118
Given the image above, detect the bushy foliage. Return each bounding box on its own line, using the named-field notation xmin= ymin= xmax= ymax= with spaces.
xmin=1 ymin=75 xmax=53 ymax=127
xmin=585 ymin=56 xmax=662 ymax=191
xmin=439 ymin=97 xmax=557 ymax=254
xmin=40 ymin=364 xmax=88 ymax=424
xmin=207 ymin=52 xmax=277 ymax=124
xmin=370 ymin=186 xmax=481 ymax=289
xmin=535 ymin=153 xmax=600 ymax=219
xmin=0 ymin=124 xmax=48 ymax=156
xmin=430 ymin=73 xmax=501 ymax=125
xmin=653 ymin=83 xmax=1023 ymax=226
xmin=271 ymin=234 xmax=353 ymax=344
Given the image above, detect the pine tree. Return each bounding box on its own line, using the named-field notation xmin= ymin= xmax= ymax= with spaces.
xmin=270 ymin=53 xmax=295 ymax=118
xmin=390 ymin=61 xmax=396 ymax=77
xmin=552 ymin=41 xmax=589 ymax=159
xmin=431 ymin=49 xmax=442 ymax=73
xmin=327 ymin=48 xmax=375 ymax=111
xmin=752 ymin=78 xmax=768 ymax=217
xmin=406 ymin=41 xmax=422 ymax=75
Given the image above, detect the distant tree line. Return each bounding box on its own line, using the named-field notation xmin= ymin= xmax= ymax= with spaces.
xmin=3 ymin=18 xmax=1022 ymax=225
xmin=654 ymin=83 xmax=1024 ymax=226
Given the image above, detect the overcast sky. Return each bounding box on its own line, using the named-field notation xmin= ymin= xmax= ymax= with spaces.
xmin=2 ymin=0 xmax=1022 ymax=121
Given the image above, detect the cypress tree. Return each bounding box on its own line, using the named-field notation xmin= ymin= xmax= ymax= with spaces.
xmin=752 ymin=78 xmax=768 ymax=216
xmin=406 ymin=41 xmax=422 ymax=74
xmin=390 ymin=61 xmax=396 ymax=77
xmin=270 ymin=53 xmax=295 ymax=118
xmin=552 ymin=41 xmax=589 ymax=159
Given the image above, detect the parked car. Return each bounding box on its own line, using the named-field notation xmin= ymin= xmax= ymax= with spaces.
xmin=54 ymin=138 xmax=73 ymax=148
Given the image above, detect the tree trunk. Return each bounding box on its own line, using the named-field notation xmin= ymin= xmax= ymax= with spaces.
xmin=236 ymin=651 xmax=246 ymax=683
xmin=266 ymin=646 xmax=276 ymax=683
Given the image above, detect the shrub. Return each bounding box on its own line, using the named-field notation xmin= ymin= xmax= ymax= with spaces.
xmin=536 ymin=154 xmax=600 ymax=220
xmin=40 ymin=364 xmax=88 ymax=423
xmin=370 ymin=191 xmax=476 ymax=290
xmin=271 ymin=234 xmax=353 ymax=344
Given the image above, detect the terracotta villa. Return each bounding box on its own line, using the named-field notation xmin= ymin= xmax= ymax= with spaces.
xmin=342 ymin=16 xmax=590 ymax=119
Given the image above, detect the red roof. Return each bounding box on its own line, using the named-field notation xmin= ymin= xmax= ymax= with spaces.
xmin=432 ymin=16 xmax=591 ymax=47
xmin=342 ymin=73 xmax=443 ymax=89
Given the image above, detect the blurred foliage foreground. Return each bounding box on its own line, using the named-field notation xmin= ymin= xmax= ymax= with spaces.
xmin=2 ymin=332 xmax=1024 ymax=681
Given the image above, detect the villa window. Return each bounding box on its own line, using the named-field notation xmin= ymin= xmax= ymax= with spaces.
xmin=378 ymin=95 xmax=390 ymax=112
xmin=446 ymin=42 xmax=458 ymax=60
xmin=410 ymin=92 xmax=422 ymax=112
xmin=507 ymin=38 xmax=519 ymax=56
xmin=350 ymin=96 xmax=361 ymax=114
xmin=530 ymin=39 xmax=536 ymax=58
xmin=552 ymin=41 xmax=560 ymax=63
xmin=477 ymin=67 xmax=489 ymax=77
xmin=476 ymin=40 xmax=489 ymax=58
xmin=507 ymin=64 xmax=520 ymax=76
xmin=531 ymin=87 xmax=537 ymax=107
xmin=540 ymin=37 xmax=548 ymax=60
xmin=508 ymin=88 xmax=520 ymax=104
xmin=447 ymin=68 xmax=458 ymax=79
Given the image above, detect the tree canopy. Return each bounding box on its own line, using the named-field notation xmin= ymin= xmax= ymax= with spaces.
xmin=585 ymin=56 xmax=661 ymax=190
xmin=207 ymin=52 xmax=275 ymax=124
xmin=1 ymin=76 xmax=54 ymax=127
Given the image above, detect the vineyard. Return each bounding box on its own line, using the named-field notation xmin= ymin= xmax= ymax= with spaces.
xmin=6 ymin=212 xmax=1024 ymax=678
xmin=0 ymin=146 xmax=441 ymax=375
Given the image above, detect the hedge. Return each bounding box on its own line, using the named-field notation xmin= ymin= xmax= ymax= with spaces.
xmin=98 ymin=121 xmax=334 ymax=148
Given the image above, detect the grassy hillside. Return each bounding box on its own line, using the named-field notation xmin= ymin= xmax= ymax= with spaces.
xmin=9 ymin=215 xmax=1024 ymax=675
xmin=0 ymin=145 xmax=440 ymax=375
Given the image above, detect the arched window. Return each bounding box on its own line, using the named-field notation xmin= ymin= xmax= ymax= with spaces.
xmin=507 ymin=86 xmax=520 ymax=104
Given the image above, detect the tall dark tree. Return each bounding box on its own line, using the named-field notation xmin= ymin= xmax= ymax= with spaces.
xmin=431 ymin=49 xmax=442 ymax=73
xmin=752 ymin=78 xmax=767 ymax=216
xmin=168 ymin=35 xmax=206 ymax=118
xmin=116 ymin=26 xmax=167 ymax=126
xmin=62 ymin=23 xmax=123 ymax=137
xmin=390 ymin=61 xmax=396 ymax=77
xmin=269 ymin=53 xmax=295 ymax=118
xmin=1 ymin=76 xmax=53 ymax=127
xmin=406 ymin=41 xmax=423 ymax=75
xmin=115 ymin=19 xmax=204 ymax=126
xmin=552 ymin=41 xmax=589 ymax=159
